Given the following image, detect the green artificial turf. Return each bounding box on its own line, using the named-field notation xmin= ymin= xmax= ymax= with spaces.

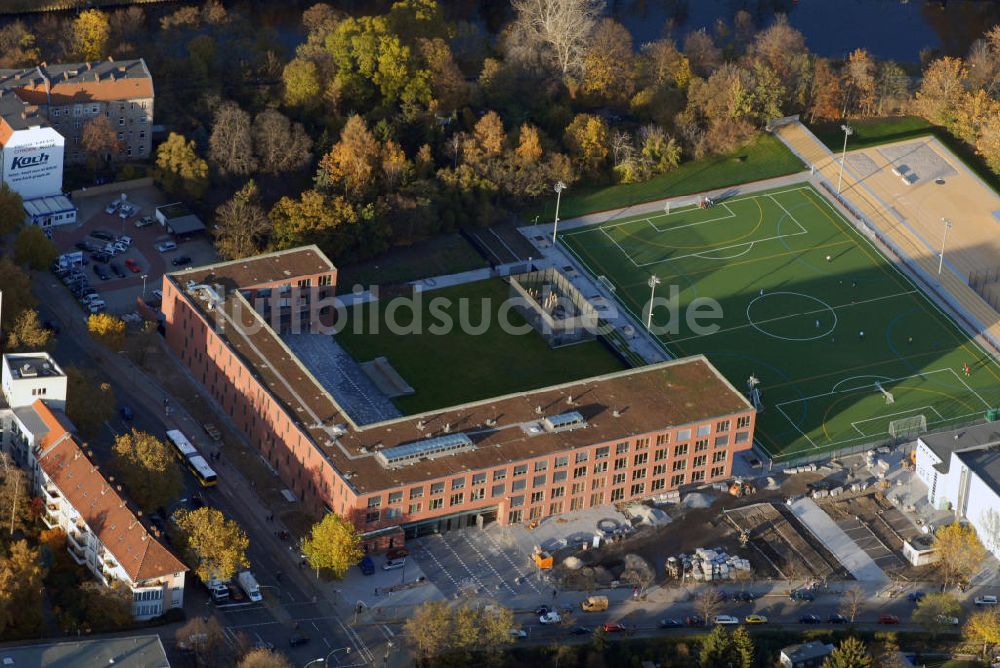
xmin=335 ymin=278 xmax=626 ymax=414
xmin=559 ymin=184 xmax=1000 ymax=462
xmin=536 ymin=133 xmax=805 ymax=221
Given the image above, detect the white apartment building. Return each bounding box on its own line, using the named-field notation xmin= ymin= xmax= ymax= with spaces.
xmin=0 ymin=354 xmax=186 ymax=620
xmin=913 ymin=422 xmax=1000 ymax=559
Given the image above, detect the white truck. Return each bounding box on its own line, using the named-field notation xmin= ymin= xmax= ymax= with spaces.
xmin=238 ymin=570 xmax=263 ymax=602
xmin=205 ymin=578 xmax=229 ymax=603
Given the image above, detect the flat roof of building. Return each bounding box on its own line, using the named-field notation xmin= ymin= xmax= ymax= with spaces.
xmin=167 ymin=250 xmax=753 ymax=495
xmin=781 ymin=641 xmax=834 ymax=661
xmin=4 ymin=353 xmax=64 ymax=379
xmin=958 ymin=445 xmax=1000 ymax=497
xmin=919 ymin=422 xmax=1000 ymax=472
xmin=0 ymin=634 xmax=169 ymax=668
xmin=173 ymin=245 xmax=335 ymax=291
xmin=24 ymin=195 xmax=76 ymax=217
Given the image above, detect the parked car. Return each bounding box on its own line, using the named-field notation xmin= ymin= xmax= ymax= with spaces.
xmin=539 ymin=611 xmax=561 ymax=625
xmin=569 ymin=626 xmax=590 ymax=636
xmin=684 ymin=616 xmax=704 ymax=627
xmin=827 ymin=614 xmax=848 ymax=624
xmin=92 ymin=229 xmax=116 ymax=241
xmin=877 ymin=614 xmax=900 ymax=625
xmin=509 ymin=629 xmax=527 ymax=639
xmin=658 ymin=619 xmax=683 ymax=628
xmin=93 ymin=265 xmax=110 ymax=280
xmin=744 ymin=615 xmax=768 ymax=625
xmin=732 ymin=591 xmax=758 ymax=602
xmin=358 ymin=556 xmax=375 ymax=575
xmin=117 ymin=235 xmax=133 ymax=246
xmin=156 ymin=240 xmax=178 ymax=252
xmin=119 ymin=204 xmax=135 ymax=219
xmin=976 ymin=596 xmax=998 ymax=606
xmin=88 ymin=300 xmax=106 ymax=313
xmin=789 ymin=589 xmax=815 ymax=601
xmin=601 ymin=622 xmax=627 ymax=633
xmin=936 ymin=614 xmax=959 ymax=626
xmin=288 ymin=632 xmax=310 ymax=647
xmin=799 ymin=615 xmax=821 ymax=624
xmin=713 ymin=615 xmax=739 ymax=626
xmin=171 ymin=255 xmax=193 ymax=267
xmin=135 ymin=216 xmax=155 ymax=228
xmin=91 ymin=251 xmax=111 ymax=263
xmin=110 ymin=262 xmax=125 ymax=278
xmin=105 ymin=200 xmax=121 ymax=214
xmin=382 ymin=557 xmax=405 ymax=571
xmin=125 ymin=259 xmax=142 ymax=273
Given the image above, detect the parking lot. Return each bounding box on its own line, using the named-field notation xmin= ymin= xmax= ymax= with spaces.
xmin=50 ymin=182 xmax=216 ymax=315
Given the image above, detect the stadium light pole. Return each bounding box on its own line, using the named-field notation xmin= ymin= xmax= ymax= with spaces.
xmin=938 ymin=218 xmax=952 ymax=276
xmin=140 ymin=274 xmax=148 ymax=299
xmin=836 ymin=124 xmax=853 ymax=194
xmin=646 ymin=275 xmax=661 ymax=331
xmin=551 ymin=181 xmax=567 ymax=244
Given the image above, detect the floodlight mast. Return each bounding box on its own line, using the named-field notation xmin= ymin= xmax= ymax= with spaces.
xmin=836 ymin=124 xmax=853 ymax=194
xmin=551 ymin=181 xmax=567 ymax=244
xmin=938 ymin=217 xmax=952 ymax=276
xmin=646 ymin=275 xmax=661 ymax=331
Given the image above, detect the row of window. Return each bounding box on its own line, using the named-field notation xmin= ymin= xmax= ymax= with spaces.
xmin=365 ymin=463 xmax=731 ymax=524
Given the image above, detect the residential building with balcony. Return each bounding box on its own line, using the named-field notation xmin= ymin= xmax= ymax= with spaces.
xmin=0 ymin=353 xmax=186 ymax=620
xmin=161 ymin=247 xmax=757 ymax=550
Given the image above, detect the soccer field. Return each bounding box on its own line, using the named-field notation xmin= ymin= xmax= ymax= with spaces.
xmin=560 ymin=184 xmax=1000 ymax=462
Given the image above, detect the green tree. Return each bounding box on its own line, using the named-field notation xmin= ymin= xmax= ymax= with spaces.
xmin=580 ymin=19 xmax=637 ymax=106
xmin=0 ymin=182 xmax=23 ymax=236
xmin=269 ymin=190 xmax=357 ymax=252
xmin=563 ymin=113 xmax=609 ymax=177
xmin=822 ymin=637 xmax=872 ymax=668
xmin=699 ymin=625 xmax=736 ymax=667
xmin=5 ymin=309 xmax=51 ymax=351
xmin=155 ymin=132 xmax=209 ymax=199
xmin=81 ymin=581 xmax=133 ymax=631
xmin=301 ymin=513 xmax=363 ymax=578
xmin=915 ymin=57 xmax=968 ymax=128
xmin=282 ymin=57 xmax=322 ymax=109
xmin=731 ymin=626 xmax=755 ymax=668
xmin=65 ymin=367 xmax=116 ymax=439
xmin=318 ymin=115 xmax=382 ymax=200
xmin=912 ymin=592 xmax=962 ymax=637
xmin=112 ymin=430 xmax=183 ymax=513
xmin=173 ymin=507 xmax=249 ymax=584
xmin=73 ymin=9 xmax=110 ymax=61
xmin=405 ymin=600 xmax=452 ymax=659
xmin=0 ymin=21 xmax=40 ymax=68
xmin=964 ymin=608 xmax=1000 ymax=657
xmin=13 ymin=226 xmax=57 ymax=270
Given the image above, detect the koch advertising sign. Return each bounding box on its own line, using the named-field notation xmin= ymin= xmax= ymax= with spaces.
xmin=1 ymin=127 xmax=64 ymax=200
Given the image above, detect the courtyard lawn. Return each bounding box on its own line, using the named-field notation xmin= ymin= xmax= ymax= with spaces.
xmin=335 ymin=278 xmax=626 ymax=414
xmin=335 ymin=233 xmax=488 ymax=292
xmin=559 ymin=183 xmax=1000 ymax=462
xmin=536 ymin=133 xmax=804 ymax=221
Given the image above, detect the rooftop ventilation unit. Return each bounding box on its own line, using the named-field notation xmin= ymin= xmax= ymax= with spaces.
xmin=542 ymin=411 xmax=586 ymax=433
xmin=376 ymin=432 xmax=474 ymax=468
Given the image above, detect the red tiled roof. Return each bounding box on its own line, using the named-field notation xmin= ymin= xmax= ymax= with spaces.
xmin=32 ymin=401 xmax=187 ymax=583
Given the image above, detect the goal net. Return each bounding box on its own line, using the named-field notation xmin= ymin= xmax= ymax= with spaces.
xmin=888 ymin=415 xmax=927 ymax=441
xmin=597 ymin=275 xmax=617 ymax=293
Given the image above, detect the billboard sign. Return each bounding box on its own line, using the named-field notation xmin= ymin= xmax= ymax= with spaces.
xmin=1 ymin=127 xmax=64 ymax=199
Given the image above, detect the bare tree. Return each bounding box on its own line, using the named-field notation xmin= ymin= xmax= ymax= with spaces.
xmin=694 ymin=588 xmax=724 ymax=626
xmin=252 ymin=109 xmax=313 ymax=175
xmin=840 ymin=585 xmax=864 ymax=623
xmin=208 ymin=101 xmax=257 ymax=177
xmin=214 ymin=180 xmax=271 ymax=260
xmin=510 ymin=0 xmax=604 ymax=77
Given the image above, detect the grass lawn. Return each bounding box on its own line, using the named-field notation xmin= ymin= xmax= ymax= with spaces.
xmin=334 ymin=278 xmax=626 ymax=414
xmin=923 ymin=661 xmax=985 ymax=668
xmin=809 ymin=116 xmax=1000 ymax=196
xmin=335 ymin=233 xmax=488 ymax=292
xmin=559 ymin=183 xmax=1000 ymax=462
xmin=536 ymin=133 xmax=804 ymax=221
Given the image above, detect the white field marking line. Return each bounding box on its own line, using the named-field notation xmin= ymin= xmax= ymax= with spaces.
xmin=831 ymin=374 xmax=894 ymax=393
xmin=559 ymin=184 xmax=814 ymax=238
xmin=849 ymin=405 xmax=944 ymax=437
xmin=691 ymin=242 xmax=755 ymax=260
xmin=776 ymin=367 xmax=957 ymax=408
xmin=949 ymin=366 xmax=993 ymax=408
xmin=767 ymin=193 xmax=810 ymax=235
xmin=418 ymin=538 xmax=463 ymax=591
xmin=478 ymin=529 xmax=543 ymax=594
xmin=669 ymin=290 xmax=916 ymax=345
xmin=642 ymin=203 xmax=736 ymax=233
xmin=459 ymin=532 xmax=518 ymax=595
xmin=775 ymin=402 xmax=819 ymax=450
xmin=599 ymin=226 xmax=642 ymax=269
xmin=431 ymin=534 xmax=491 ymax=592
xmin=804 ymin=187 xmax=1000 ymax=375
xmin=629 ymin=226 xmax=810 ymax=268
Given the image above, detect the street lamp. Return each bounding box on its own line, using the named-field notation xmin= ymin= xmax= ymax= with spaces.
xmin=938 ymin=217 xmax=953 ymax=276
xmin=646 ymin=275 xmax=661 ymax=331
xmin=383 ymin=640 xmax=393 ymax=668
xmin=551 ymin=181 xmax=567 ymax=244
xmin=140 ymin=274 xmax=149 ymax=299
xmin=304 ymin=647 xmax=351 ymax=667
xmin=836 ymin=124 xmax=853 ymax=194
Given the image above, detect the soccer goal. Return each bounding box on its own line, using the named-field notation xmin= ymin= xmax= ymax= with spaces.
xmin=597 ymin=275 xmax=617 ymax=293
xmin=888 ymin=414 xmax=927 ymax=441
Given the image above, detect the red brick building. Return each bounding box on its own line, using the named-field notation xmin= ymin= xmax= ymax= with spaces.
xmin=162 ymin=247 xmax=756 ymax=549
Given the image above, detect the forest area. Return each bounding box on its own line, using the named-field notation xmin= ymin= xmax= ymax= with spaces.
xmin=2 ymin=0 xmax=1000 ymax=266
